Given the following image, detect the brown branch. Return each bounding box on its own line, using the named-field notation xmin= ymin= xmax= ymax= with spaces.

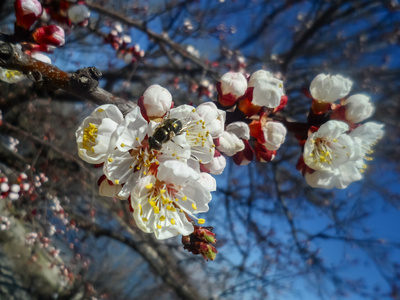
xmin=0 ymin=41 xmax=133 ymax=114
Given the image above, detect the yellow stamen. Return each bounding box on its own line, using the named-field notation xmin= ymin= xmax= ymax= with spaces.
xmin=198 ymin=218 xmax=205 ymax=224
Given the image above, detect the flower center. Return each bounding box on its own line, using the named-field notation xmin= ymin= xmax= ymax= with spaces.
xmin=129 ymin=147 xmax=159 ymax=176
xmin=311 ymin=137 xmax=334 ymax=165
xmin=82 ymin=123 xmax=98 ymax=152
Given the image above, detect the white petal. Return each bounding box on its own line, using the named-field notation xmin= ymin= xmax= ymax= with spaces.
xmin=226 ymin=121 xmax=250 ymax=140
xmin=344 ymin=94 xmax=374 ymax=123
xmin=248 ymin=70 xmax=284 ymax=108
xmin=157 ymin=160 xmax=200 ymax=186
xmin=220 ymin=72 xmax=247 ymax=98
xmin=198 ymin=172 xmax=217 ymax=192
xmin=261 ymin=121 xmax=287 ymax=151
xmin=196 ymin=102 xmax=226 ymax=138
xmin=116 ymin=107 xmax=148 ymax=151
xmin=216 ymin=131 xmax=244 ymax=156
xmin=202 ymin=155 xmax=226 ymax=175
xmin=310 ymin=74 xmax=352 ymax=103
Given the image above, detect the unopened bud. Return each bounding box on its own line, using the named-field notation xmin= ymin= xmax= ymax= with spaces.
xmin=32 ymin=25 xmax=65 ymax=47
xmin=15 ymin=0 xmax=43 ymax=30
xmin=196 ymin=242 xmax=218 ymax=261
xmin=195 ymin=228 xmax=217 ymax=244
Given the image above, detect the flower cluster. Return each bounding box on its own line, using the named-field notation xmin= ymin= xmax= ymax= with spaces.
xmin=105 ymin=22 xmax=145 ymax=64
xmin=0 ymin=173 xmax=30 ymax=200
xmin=0 ymin=0 xmax=69 ymax=83
xmin=215 ymin=70 xmax=288 ymax=165
xmin=15 ymin=0 xmax=66 ymax=53
xmin=41 ymin=0 xmax=90 ymax=27
xmin=297 ymin=74 xmax=384 ymax=189
xmin=76 ymin=86 xmax=224 ymax=240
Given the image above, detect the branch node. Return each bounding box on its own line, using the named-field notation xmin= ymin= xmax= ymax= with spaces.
xmin=0 ymin=42 xmax=13 ymax=64
xmin=70 ymin=67 xmax=102 ymax=93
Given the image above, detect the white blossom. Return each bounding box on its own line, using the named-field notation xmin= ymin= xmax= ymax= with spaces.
xmin=303 ymin=120 xmax=355 ymax=172
xmin=248 ymin=70 xmax=284 ymax=108
xmin=131 ymin=161 xmax=211 ymax=239
xmin=310 ymin=74 xmax=352 ymax=103
xmin=0 ymin=68 xmax=26 ymax=83
xmin=103 ymin=107 xmax=151 ymax=199
xmin=305 ymin=121 xmax=384 ymax=189
xmin=168 ymin=105 xmax=215 ymax=164
xmin=76 ymin=104 xmax=124 ymax=164
xmin=344 ymin=94 xmax=375 ymax=123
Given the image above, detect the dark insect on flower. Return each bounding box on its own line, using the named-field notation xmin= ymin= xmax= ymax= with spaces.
xmin=148 ymin=118 xmax=184 ymax=151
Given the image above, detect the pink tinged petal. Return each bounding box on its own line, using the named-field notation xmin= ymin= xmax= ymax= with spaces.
xmin=158 ymin=160 xmax=200 ymax=186
xmin=248 ymin=70 xmax=284 ymax=108
xmin=310 ymin=74 xmax=352 ymax=103
xmin=142 ymin=85 xmax=172 ymax=117
xmin=344 ymin=94 xmax=375 ymax=123
xmin=219 ymin=72 xmax=247 ymax=98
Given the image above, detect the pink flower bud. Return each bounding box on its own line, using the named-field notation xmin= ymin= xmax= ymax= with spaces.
xmin=15 ymin=0 xmax=43 ymax=30
xmin=219 ymin=72 xmax=247 ymax=99
xmin=32 ymin=25 xmax=65 ymax=47
xmin=140 ymin=85 xmax=172 ymax=118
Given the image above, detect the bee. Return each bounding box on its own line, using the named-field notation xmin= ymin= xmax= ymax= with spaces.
xmin=148 ymin=118 xmax=184 ymax=151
